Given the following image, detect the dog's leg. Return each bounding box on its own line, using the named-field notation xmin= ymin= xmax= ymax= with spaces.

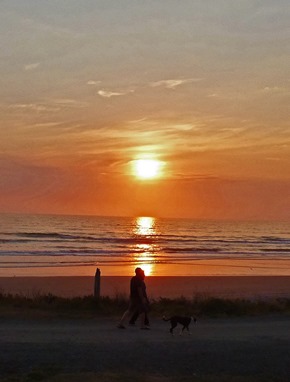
xmin=170 ymin=321 xmax=177 ymax=335
xmin=180 ymin=325 xmax=186 ymax=336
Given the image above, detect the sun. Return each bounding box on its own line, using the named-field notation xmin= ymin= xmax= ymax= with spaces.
xmin=134 ymin=159 xmax=162 ymax=179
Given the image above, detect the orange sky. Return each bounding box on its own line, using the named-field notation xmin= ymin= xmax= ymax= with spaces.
xmin=0 ymin=1 xmax=289 ymax=220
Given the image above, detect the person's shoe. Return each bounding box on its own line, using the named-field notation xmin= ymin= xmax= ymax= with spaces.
xmin=129 ymin=322 xmax=135 ymax=326
xmin=117 ymin=324 xmax=126 ymax=329
xmin=140 ymin=326 xmax=150 ymax=330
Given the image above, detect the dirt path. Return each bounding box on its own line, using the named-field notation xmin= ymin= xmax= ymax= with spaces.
xmin=0 ymin=315 xmax=290 ymax=380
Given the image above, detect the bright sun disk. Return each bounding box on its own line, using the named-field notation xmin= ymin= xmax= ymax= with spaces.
xmin=134 ymin=159 xmax=161 ymax=179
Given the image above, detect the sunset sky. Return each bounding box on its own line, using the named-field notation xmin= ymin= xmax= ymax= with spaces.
xmin=1 ymin=0 xmax=289 ymax=220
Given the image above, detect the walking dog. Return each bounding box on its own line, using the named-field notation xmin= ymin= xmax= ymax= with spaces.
xmin=163 ymin=315 xmax=196 ymax=335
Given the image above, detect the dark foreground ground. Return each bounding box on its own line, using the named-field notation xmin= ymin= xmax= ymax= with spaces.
xmin=0 ymin=315 xmax=290 ymax=381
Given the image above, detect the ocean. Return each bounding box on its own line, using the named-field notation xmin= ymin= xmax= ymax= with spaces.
xmin=0 ymin=214 xmax=289 ymax=276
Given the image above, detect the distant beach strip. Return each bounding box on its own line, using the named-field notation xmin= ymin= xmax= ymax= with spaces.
xmin=1 ymin=276 xmax=290 ymax=300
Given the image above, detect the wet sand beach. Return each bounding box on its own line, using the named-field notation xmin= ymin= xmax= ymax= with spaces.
xmin=1 ymin=275 xmax=290 ymax=299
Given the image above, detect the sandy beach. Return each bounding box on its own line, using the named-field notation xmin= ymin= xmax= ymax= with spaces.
xmin=1 ymin=275 xmax=290 ymax=299
xmin=1 ymin=275 xmax=290 ymax=380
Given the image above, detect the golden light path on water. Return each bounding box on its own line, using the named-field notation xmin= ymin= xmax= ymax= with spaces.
xmin=132 ymin=216 xmax=157 ymax=276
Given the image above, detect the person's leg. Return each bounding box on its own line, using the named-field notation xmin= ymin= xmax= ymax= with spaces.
xmin=144 ymin=312 xmax=150 ymax=326
xmin=117 ymin=308 xmax=130 ymax=328
xmin=140 ymin=306 xmax=150 ymax=329
xmin=129 ymin=310 xmax=139 ymax=325
xmin=139 ymin=311 xmax=147 ymax=328
xmin=118 ymin=301 xmax=137 ymax=328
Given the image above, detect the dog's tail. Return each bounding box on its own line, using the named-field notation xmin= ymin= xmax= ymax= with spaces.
xmin=162 ymin=316 xmax=171 ymax=322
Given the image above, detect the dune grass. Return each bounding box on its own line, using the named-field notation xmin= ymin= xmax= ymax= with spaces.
xmin=0 ymin=291 xmax=290 ymax=319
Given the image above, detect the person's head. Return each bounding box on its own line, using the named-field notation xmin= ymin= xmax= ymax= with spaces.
xmin=135 ymin=267 xmax=143 ymax=278
xmin=141 ymin=269 xmax=145 ymax=280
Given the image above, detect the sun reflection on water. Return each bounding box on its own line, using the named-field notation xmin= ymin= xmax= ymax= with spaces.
xmin=132 ymin=217 xmax=157 ymax=276
xmin=134 ymin=216 xmax=155 ymax=236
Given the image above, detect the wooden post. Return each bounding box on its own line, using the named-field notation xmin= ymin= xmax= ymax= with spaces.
xmin=94 ymin=268 xmax=101 ymax=299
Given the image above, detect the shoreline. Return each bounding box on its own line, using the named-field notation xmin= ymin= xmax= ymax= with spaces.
xmin=1 ymin=275 xmax=290 ymax=299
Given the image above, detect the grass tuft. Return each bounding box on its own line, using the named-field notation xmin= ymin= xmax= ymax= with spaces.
xmin=0 ymin=292 xmax=290 ymax=319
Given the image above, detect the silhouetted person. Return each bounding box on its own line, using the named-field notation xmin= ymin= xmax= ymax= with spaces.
xmin=129 ymin=269 xmax=150 ymax=326
xmin=117 ymin=267 xmax=150 ymax=330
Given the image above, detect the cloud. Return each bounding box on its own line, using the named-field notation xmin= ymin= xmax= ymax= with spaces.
xmin=172 ymin=124 xmax=197 ymax=131
xmin=24 ymin=62 xmax=40 ymax=71
xmin=98 ymin=89 xmax=134 ymax=98
xmin=6 ymin=99 xmax=87 ymax=113
xmin=262 ymin=86 xmax=290 ymax=95
xmin=87 ymin=80 xmax=101 ymax=85
xmin=30 ymin=122 xmax=63 ymax=128
xmin=8 ymin=103 xmax=52 ymax=112
xmin=127 ymin=118 xmax=202 ymax=135
xmin=150 ymin=78 xmax=203 ymax=89
xmin=52 ymin=99 xmax=88 ymax=108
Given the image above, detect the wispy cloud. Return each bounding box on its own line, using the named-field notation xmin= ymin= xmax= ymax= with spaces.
xmin=8 ymin=103 xmax=54 ymax=112
xmin=87 ymin=80 xmax=101 ymax=86
xmin=24 ymin=62 xmax=40 ymax=71
xmin=98 ymin=89 xmax=134 ymax=98
xmin=7 ymin=99 xmax=88 ymax=113
xmin=150 ymin=78 xmax=203 ymax=89
xmin=52 ymin=99 xmax=88 ymax=108
xmin=30 ymin=122 xmax=63 ymax=128
xmin=127 ymin=118 xmax=203 ymax=134
xmin=262 ymin=86 xmax=290 ymax=95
